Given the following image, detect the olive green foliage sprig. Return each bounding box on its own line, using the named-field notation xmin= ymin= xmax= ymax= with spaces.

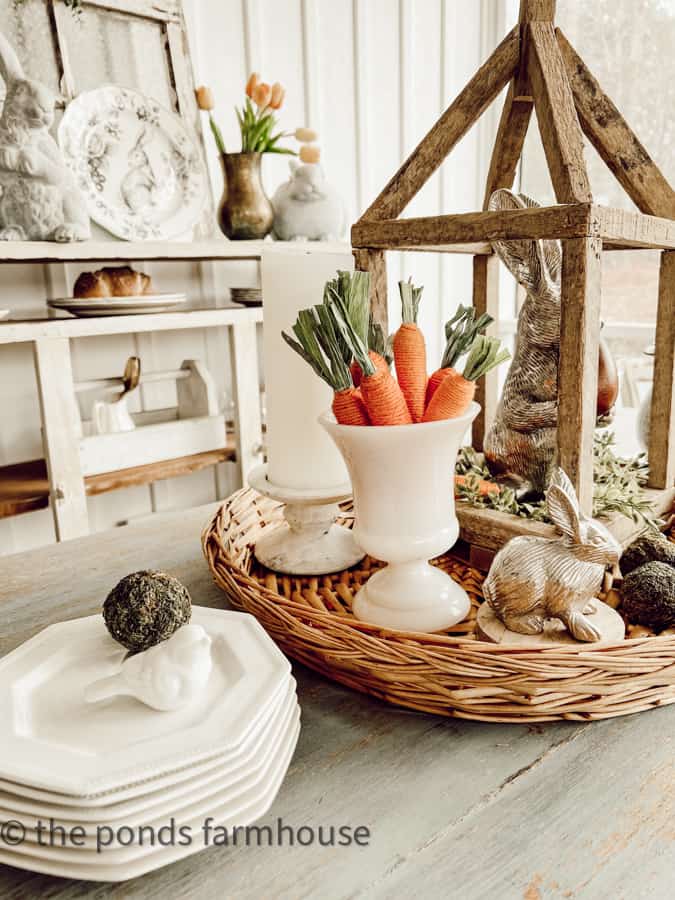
xmin=456 ymin=432 xmax=659 ymax=527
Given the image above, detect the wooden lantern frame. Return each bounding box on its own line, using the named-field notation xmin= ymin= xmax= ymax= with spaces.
xmin=351 ymin=0 xmax=675 ymax=563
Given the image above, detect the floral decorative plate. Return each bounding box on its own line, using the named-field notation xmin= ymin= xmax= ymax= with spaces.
xmin=58 ymin=87 xmax=208 ymax=241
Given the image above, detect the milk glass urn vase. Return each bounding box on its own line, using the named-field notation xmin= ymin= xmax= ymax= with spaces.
xmin=320 ymin=402 xmax=479 ymax=633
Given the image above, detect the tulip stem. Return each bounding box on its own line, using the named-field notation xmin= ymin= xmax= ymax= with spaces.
xmin=209 ymin=115 xmax=226 ymax=155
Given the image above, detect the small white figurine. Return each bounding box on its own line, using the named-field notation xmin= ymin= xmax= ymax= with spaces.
xmin=483 ymin=468 xmax=622 ymax=642
xmin=85 ymin=624 xmax=212 ymax=712
xmin=272 ymin=159 xmax=345 ymax=241
xmin=0 ymin=31 xmax=90 ymax=242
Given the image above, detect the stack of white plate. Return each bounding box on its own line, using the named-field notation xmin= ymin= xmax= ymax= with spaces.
xmin=47 ymin=293 xmax=187 ymax=317
xmin=0 ymin=607 xmax=299 ymax=881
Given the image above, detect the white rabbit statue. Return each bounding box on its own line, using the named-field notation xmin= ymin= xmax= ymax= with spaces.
xmin=272 ymin=160 xmax=345 ymax=241
xmin=483 ymin=468 xmax=622 ymax=642
xmin=0 ymin=31 xmax=90 ymax=242
xmin=84 ymin=624 xmax=213 ymax=712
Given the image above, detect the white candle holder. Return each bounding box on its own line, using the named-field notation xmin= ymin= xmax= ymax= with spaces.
xmin=248 ymin=465 xmax=365 ymax=576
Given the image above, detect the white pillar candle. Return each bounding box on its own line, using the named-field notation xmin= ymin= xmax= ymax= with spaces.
xmin=261 ymin=245 xmax=353 ymax=491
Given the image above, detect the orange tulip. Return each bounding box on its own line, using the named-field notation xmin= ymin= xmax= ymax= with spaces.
xmin=269 ymin=82 xmax=285 ymax=109
xmin=195 ymin=85 xmax=214 ymax=111
xmin=245 ymin=72 xmax=260 ymax=98
xmin=299 ymin=144 xmax=321 ymax=164
xmin=252 ymin=82 xmax=272 ymax=109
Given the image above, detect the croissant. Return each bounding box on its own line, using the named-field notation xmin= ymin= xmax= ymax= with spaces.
xmin=74 ymin=266 xmax=153 ymax=298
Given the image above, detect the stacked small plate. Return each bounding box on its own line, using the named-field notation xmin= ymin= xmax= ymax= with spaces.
xmin=0 ymin=607 xmax=299 ymax=881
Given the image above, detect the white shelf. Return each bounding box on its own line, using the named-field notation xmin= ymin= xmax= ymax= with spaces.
xmin=0 ymin=305 xmax=262 ymax=344
xmin=0 ymin=238 xmax=351 ymax=264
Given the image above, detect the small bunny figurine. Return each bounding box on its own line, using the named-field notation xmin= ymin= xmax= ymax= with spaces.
xmin=272 ymin=160 xmax=345 ymax=241
xmin=0 ymin=31 xmax=90 ymax=242
xmin=84 ymin=624 xmax=212 ymax=712
xmin=483 ymin=468 xmax=622 ymax=642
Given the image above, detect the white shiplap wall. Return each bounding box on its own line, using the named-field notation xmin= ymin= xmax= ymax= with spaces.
xmin=0 ymin=0 xmax=515 ymax=556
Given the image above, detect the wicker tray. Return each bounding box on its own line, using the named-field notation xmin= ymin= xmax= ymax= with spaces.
xmin=203 ymin=488 xmax=675 ymax=723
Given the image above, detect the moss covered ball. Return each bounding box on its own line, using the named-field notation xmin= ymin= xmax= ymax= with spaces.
xmin=620 ymin=530 xmax=675 ymax=577
xmin=103 ymin=570 xmax=192 ymax=652
xmin=621 ymin=562 xmax=675 ymax=633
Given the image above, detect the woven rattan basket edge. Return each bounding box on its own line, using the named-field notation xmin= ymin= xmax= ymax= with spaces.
xmin=202 ymin=488 xmax=675 ymax=723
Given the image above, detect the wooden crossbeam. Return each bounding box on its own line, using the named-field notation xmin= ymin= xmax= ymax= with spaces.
xmin=483 ymin=82 xmax=533 ymax=208
xmin=358 ymin=27 xmax=519 ymax=223
xmin=557 ymin=30 xmax=675 ymax=220
xmin=527 ymin=22 xmax=591 ymax=203
xmin=352 ymin=204 xmax=593 ymax=250
xmin=596 ymin=207 xmax=675 ymax=250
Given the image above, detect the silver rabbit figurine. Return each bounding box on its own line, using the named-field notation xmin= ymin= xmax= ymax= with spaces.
xmin=483 ymin=189 xmax=561 ymax=497
xmin=0 ymin=31 xmax=90 ymax=242
xmin=483 ymin=469 xmax=621 ymax=642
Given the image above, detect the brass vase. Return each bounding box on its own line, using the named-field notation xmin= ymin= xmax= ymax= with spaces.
xmin=218 ymin=152 xmax=274 ymax=240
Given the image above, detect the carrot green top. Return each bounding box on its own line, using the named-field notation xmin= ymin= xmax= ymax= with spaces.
xmin=440 ymin=305 xmax=494 ymax=370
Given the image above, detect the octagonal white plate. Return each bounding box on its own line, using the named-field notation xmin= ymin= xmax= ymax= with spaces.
xmin=0 ymin=678 xmax=297 ymax=824
xmin=0 ymin=607 xmax=291 ymax=796
xmin=3 ymin=702 xmax=300 ymax=852
xmin=58 ymin=86 xmax=207 ymax=241
xmin=0 ymin=716 xmax=299 ymax=882
xmin=0 ymin=672 xmax=290 ymax=807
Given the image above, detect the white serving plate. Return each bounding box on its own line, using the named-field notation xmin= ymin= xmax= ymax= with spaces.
xmin=0 ymin=607 xmax=291 ymax=796
xmin=48 ymin=293 xmax=187 ymax=317
xmin=0 ymin=717 xmax=299 ymax=882
xmin=2 ymin=699 xmax=299 ymax=849
xmin=0 ymin=672 xmax=290 ymax=807
xmin=0 ymin=678 xmax=297 ymax=824
xmin=58 ymin=86 xmax=207 ymax=241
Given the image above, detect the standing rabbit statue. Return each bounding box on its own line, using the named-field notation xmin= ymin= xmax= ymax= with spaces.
xmin=0 ymin=31 xmax=90 ymax=241
xmin=483 ymin=189 xmax=561 ymax=496
xmin=483 ymin=468 xmax=622 ymax=642
xmin=272 ymin=160 xmax=345 ymax=241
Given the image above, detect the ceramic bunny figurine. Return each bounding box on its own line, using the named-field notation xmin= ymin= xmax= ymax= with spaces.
xmin=483 ymin=468 xmax=622 ymax=642
xmin=483 ymin=189 xmax=561 ymax=497
xmin=85 ymin=624 xmax=212 ymax=711
xmin=272 ymin=160 xmax=345 ymax=241
xmin=0 ymin=31 xmax=90 ymax=241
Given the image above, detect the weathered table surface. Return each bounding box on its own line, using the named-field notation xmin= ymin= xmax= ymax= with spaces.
xmin=1 ymin=504 xmax=674 ymax=900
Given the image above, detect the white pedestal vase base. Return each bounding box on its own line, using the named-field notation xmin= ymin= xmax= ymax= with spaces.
xmin=248 ymin=465 xmax=365 ymax=576
xmin=353 ymin=561 xmax=471 ymax=633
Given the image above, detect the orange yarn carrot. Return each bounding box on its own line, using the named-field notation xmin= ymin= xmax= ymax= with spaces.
xmin=423 ymin=335 xmax=510 ymax=421
xmin=332 ymin=388 xmax=370 ymax=426
xmin=454 ymin=475 xmax=500 ymax=496
xmin=351 ymin=350 xmax=388 ymax=388
xmin=360 ymin=366 xmax=412 ymax=426
xmin=423 ymin=369 xmax=476 ymax=421
xmin=393 ymin=280 xmax=426 ymax=421
xmin=425 ymin=367 xmax=453 ymax=406
xmin=427 ymin=305 xmax=494 ymax=406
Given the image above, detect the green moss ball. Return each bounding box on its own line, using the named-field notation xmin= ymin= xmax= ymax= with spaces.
xmin=103 ymin=570 xmax=191 ymax=652
xmin=620 ymin=530 xmax=675 ymax=577
xmin=621 ymin=562 xmax=675 ymax=632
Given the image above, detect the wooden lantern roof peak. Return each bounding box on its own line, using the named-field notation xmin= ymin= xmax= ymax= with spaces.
xmin=352 ymin=0 xmax=675 ymax=249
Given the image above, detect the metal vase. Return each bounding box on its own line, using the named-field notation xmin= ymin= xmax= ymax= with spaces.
xmin=218 ymin=152 xmax=274 ymax=240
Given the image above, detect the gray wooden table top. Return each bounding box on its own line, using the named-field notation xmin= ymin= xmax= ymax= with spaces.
xmin=1 ymin=504 xmax=673 ymax=900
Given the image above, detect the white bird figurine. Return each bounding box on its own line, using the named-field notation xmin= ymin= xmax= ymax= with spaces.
xmin=85 ymin=624 xmax=213 ymax=712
